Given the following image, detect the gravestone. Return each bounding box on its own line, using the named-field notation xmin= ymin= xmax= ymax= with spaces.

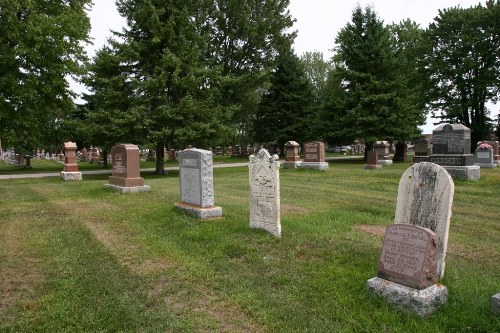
xmin=413 ymin=138 xmax=431 ymax=163
xmin=492 ymin=293 xmax=500 ymax=315
xmin=367 ymin=162 xmax=452 ymax=317
xmin=249 ymin=148 xmax=281 ymax=237
xmin=60 ymin=141 xmax=82 ymax=181
xmin=80 ymin=148 xmax=88 ymax=162
xmin=478 ymin=141 xmax=499 ymax=166
xmin=428 ymin=124 xmax=479 ymax=180
xmin=393 ymin=142 xmax=408 ymax=162
xmin=374 ymin=141 xmax=393 ymax=165
xmin=284 ymin=141 xmax=301 ymax=169
xmin=364 ymin=151 xmax=381 ymax=170
xmin=146 ymin=149 xmax=156 ymax=162
xmin=299 ymin=141 xmax=328 ymax=171
xmin=174 ymin=148 xmax=222 ymax=219
xmin=90 ymin=147 xmax=100 ymax=163
xmin=475 ymin=145 xmax=496 ymax=168
xmin=24 ymin=155 xmax=32 ymax=169
xmin=168 ymin=149 xmax=177 ymax=161
xmin=232 ymin=145 xmax=241 ymax=158
xmin=105 ymin=144 xmax=150 ymax=193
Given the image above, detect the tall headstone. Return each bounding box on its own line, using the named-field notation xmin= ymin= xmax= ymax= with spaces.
xmin=475 ymin=142 xmax=497 ymax=168
xmin=413 ymin=138 xmax=430 ymax=163
xmin=367 ymin=162 xmax=453 ymax=317
xmin=364 ymin=151 xmax=381 ymax=170
xmin=174 ymin=148 xmax=222 ymax=219
xmin=249 ymin=149 xmax=281 ymax=237
xmin=428 ymin=124 xmax=480 ymax=180
xmin=374 ymin=141 xmax=393 ymax=165
xmin=284 ymin=141 xmax=300 ymax=169
xmin=299 ymin=141 xmax=328 ymax=171
xmin=60 ymin=141 xmax=82 ymax=181
xmin=105 ymin=144 xmax=150 ymax=193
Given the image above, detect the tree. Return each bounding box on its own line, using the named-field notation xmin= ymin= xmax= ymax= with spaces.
xmin=0 ymin=0 xmax=92 ymax=154
xmin=115 ymin=0 xmax=223 ymax=174
xmin=254 ymin=47 xmax=315 ymax=150
xmin=422 ymin=0 xmax=500 ymax=149
xmin=326 ymin=6 xmax=424 ymax=156
xmin=300 ymin=51 xmax=332 ymax=105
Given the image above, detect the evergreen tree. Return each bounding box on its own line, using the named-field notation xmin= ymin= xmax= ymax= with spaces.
xmin=0 ymin=0 xmax=92 ymax=153
xmin=255 ymin=48 xmax=314 ymax=150
xmin=327 ymin=6 xmax=423 ymax=156
xmin=422 ymin=0 xmax=500 ymax=149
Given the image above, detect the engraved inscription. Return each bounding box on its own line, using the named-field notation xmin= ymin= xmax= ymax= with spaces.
xmin=477 ymin=151 xmax=490 ymax=159
xmin=113 ymin=153 xmax=126 ymax=175
xmin=181 ymin=168 xmax=201 ymax=205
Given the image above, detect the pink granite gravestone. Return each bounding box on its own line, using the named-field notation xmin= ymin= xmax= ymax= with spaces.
xmin=105 ymin=144 xmax=150 ymax=193
xmin=284 ymin=141 xmax=300 ymax=169
xmin=364 ymin=151 xmax=381 ymax=170
xmin=60 ymin=141 xmax=82 ymax=180
xmin=299 ymin=142 xmax=328 ymax=170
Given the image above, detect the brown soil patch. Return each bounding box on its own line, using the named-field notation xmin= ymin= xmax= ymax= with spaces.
xmin=281 ymin=204 xmax=309 ymax=216
xmin=355 ymin=224 xmax=386 ymax=236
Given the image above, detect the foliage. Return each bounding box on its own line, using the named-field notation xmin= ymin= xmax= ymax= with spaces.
xmin=422 ymin=0 xmax=500 ymax=147
xmin=254 ymin=47 xmax=315 ymax=150
xmin=0 ymin=0 xmax=92 ymax=153
xmin=300 ymin=51 xmax=332 ymax=105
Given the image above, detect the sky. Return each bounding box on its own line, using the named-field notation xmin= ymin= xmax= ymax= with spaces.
xmin=83 ymin=0 xmax=495 ymax=134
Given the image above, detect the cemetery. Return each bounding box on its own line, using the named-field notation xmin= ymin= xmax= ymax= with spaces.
xmin=0 ymin=153 xmax=498 ymax=332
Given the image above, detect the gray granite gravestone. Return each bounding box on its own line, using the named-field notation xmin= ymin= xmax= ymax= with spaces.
xmin=475 ymin=145 xmax=496 ymax=168
xmin=428 ymin=124 xmax=480 ymax=180
xmin=249 ymin=148 xmax=281 ymax=237
xmin=413 ymin=138 xmax=430 ymax=163
xmin=174 ymin=148 xmax=222 ymax=219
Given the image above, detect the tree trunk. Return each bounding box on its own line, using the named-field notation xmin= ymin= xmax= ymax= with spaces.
xmin=102 ymin=150 xmax=108 ymax=168
xmin=155 ymin=142 xmax=166 ymax=175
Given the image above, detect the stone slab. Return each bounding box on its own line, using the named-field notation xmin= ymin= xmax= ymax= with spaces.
xmin=174 ymin=202 xmax=223 ymax=219
xmin=60 ymin=171 xmax=82 ymax=181
xmin=299 ymin=161 xmax=329 ymax=171
xmin=492 ymin=293 xmax=500 ymax=315
xmin=428 ymin=154 xmax=474 ymax=166
xmin=283 ymin=161 xmax=301 ymax=169
xmin=178 ymin=149 xmax=215 ymax=208
xmin=412 ymin=156 xmax=429 ymax=164
xmin=377 ymin=225 xmax=438 ymax=289
xmin=104 ymin=184 xmax=151 ymax=193
xmin=378 ymin=159 xmax=393 ymax=165
xmin=364 ymin=164 xmax=382 ymax=170
xmin=443 ymin=165 xmax=480 ymax=181
xmin=366 ymin=277 xmax=448 ymax=317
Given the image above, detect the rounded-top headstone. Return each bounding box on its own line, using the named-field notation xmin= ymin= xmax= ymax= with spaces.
xmin=395 ymin=162 xmax=454 ymax=279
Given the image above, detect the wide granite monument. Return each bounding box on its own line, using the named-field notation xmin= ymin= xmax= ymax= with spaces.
xmin=249 ymin=148 xmax=281 ymax=237
xmin=367 ymin=162 xmax=454 ymax=317
xmin=428 ymin=124 xmax=480 ymax=180
xmin=105 ymin=144 xmax=150 ymax=193
xmin=299 ymin=141 xmax=328 ymax=171
xmin=174 ymin=148 xmax=222 ymax=219
xmin=60 ymin=141 xmax=82 ymax=181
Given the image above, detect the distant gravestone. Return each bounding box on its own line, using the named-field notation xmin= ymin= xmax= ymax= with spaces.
xmin=249 ymin=148 xmax=281 ymax=237
xmin=429 ymin=124 xmax=479 ymax=180
xmin=61 ymin=141 xmax=82 ymax=181
xmin=174 ymin=148 xmax=222 ymax=219
xmin=374 ymin=141 xmax=393 ymax=165
xmin=284 ymin=141 xmax=300 ymax=169
xmin=393 ymin=142 xmax=408 ymax=162
xmin=299 ymin=141 xmax=328 ymax=171
xmin=367 ymin=162 xmax=452 ymax=317
xmin=492 ymin=293 xmax=500 ymax=315
xmin=80 ymin=148 xmax=88 ymax=162
xmin=90 ymin=147 xmax=100 ymax=163
xmin=364 ymin=151 xmax=381 ymax=170
xmin=105 ymin=144 xmax=150 ymax=193
xmin=478 ymin=141 xmax=499 ymax=166
xmin=413 ymin=138 xmax=430 ymax=163
xmin=475 ymin=143 xmax=497 ymax=168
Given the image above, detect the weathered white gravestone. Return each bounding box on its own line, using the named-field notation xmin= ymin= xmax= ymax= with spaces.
xmin=249 ymin=148 xmax=280 ymax=237
xmin=174 ymin=148 xmax=222 ymax=219
xmin=367 ymin=162 xmax=453 ymax=317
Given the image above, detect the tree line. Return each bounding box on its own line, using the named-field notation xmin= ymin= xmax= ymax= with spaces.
xmin=1 ymin=0 xmax=499 ymax=172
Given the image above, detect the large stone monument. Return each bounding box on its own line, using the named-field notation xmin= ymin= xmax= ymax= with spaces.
xmin=374 ymin=141 xmax=393 ymax=165
xmin=60 ymin=141 xmax=82 ymax=181
xmin=412 ymin=138 xmax=431 ymax=163
xmin=367 ymin=162 xmax=454 ymax=317
xmin=284 ymin=141 xmax=301 ymax=169
xmin=299 ymin=141 xmax=328 ymax=171
xmin=174 ymin=148 xmax=222 ymax=219
xmin=249 ymin=149 xmax=281 ymax=237
xmin=105 ymin=144 xmax=150 ymax=193
xmin=428 ymin=124 xmax=480 ymax=180
xmin=364 ymin=151 xmax=381 ymax=170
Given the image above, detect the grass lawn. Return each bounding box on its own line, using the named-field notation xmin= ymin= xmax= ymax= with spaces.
xmin=0 ymin=160 xmax=498 ymax=332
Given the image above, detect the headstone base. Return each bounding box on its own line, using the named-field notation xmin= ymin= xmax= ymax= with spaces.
xmin=492 ymin=293 xmax=500 ymax=315
xmin=443 ymin=165 xmax=480 ymax=181
xmin=366 ymin=277 xmax=448 ymax=317
xmin=299 ymin=162 xmax=329 ymax=171
xmin=60 ymin=171 xmax=82 ymax=181
xmin=412 ymin=156 xmax=429 ymax=164
xmin=475 ymin=162 xmax=496 ymax=168
xmin=378 ymin=159 xmax=393 ymax=165
xmin=174 ymin=202 xmax=222 ymax=219
xmin=104 ymin=184 xmax=151 ymax=193
xmin=283 ymin=161 xmax=301 ymax=169
xmin=364 ymin=164 xmax=382 ymax=170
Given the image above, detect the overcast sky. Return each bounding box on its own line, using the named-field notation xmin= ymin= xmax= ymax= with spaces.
xmin=84 ymin=0 xmax=495 ymax=134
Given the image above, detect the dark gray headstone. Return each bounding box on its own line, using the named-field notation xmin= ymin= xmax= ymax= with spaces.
xmin=432 ymin=124 xmax=470 ymax=155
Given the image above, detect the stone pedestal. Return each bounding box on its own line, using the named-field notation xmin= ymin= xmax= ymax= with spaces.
xmin=174 ymin=202 xmax=222 ymax=219
xmin=284 ymin=141 xmax=301 ymax=169
xmin=299 ymin=161 xmax=329 ymax=170
xmin=441 ymin=165 xmax=480 ymax=181
xmin=367 ymin=277 xmax=448 ymax=317
xmin=60 ymin=171 xmax=82 ymax=181
xmin=61 ymin=142 xmax=81 ymax=181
